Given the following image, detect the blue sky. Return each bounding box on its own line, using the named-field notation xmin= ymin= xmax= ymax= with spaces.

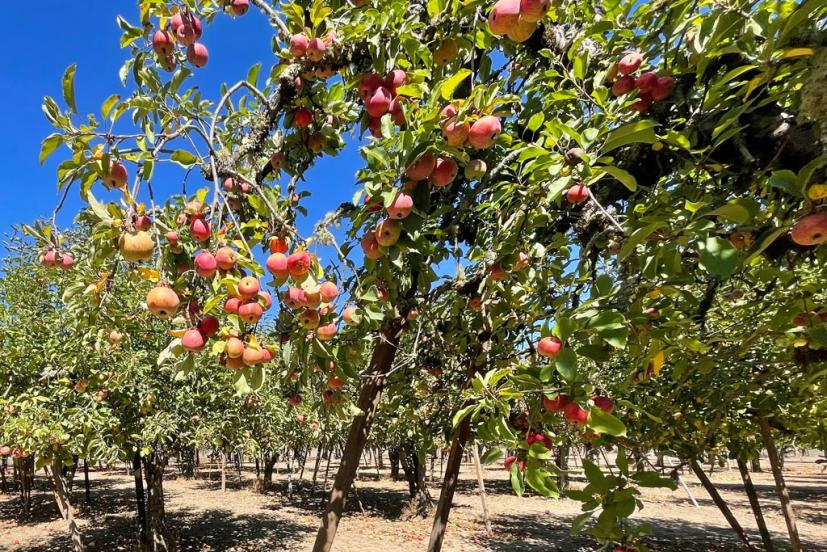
xmin=0 ymin=1 xmax=362 ymax=265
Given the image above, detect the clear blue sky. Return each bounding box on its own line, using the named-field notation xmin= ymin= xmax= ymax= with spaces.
xmin=0 ymin=1 xmax=363 ymax=264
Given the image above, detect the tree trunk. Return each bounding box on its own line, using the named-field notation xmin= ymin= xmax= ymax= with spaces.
xmin=132 ymin=452 xmax=149 ymax=550
xmin=220 ymin=451 xmax=226 ymax=493
xmin=312 ymin=318 xmax=405 ymax=552
xmin=751 ymin=456 xmax=763 ymax=472
xmin=758 ymin=416 xmax=802 ymax=552
xmin=377 ymin=448 xmax=385 ymax=470
xmin=737 ymin=458 xmax=775 ymax=552
xmin=16 ymin=455 xmax=34 ymax=513
xmin=389 ymin=447 xmax=401 ymax=479
xmin=262 ymin=451 xmax=278 ymax=484
xmin=0 ymin=456 xmax=7 ymax=493
xmin=690 ymin=459 xmax=757 ymax=551
xmin=399 ymin=442 xmax=432 ymax=517
xmin=556 ymin=444 xmax=570 ymax=492
xmin=143 ymin=452 xmax=168 ymax=552
xmin=310 ymin=444 xmax=324 ymax=497
xmin=427 ymin=414 xmax=472 ymax=552
xmin=470 ymin=444 xmax=492 ymax=535
xmin=83 ymin=459 xmax=91 ymax=504
xmin=50 ymin=461 xmax=86 ymax=552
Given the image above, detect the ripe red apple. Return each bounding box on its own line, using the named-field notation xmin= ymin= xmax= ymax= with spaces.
xmin=543 ymin=393 xmax=571 ymax=412
xmin=119 ymin=230 xmax=154 ymax=262
xmin=430 ymin=157 xmax=458 ymax=187
xmin=226 ymin=337 xmax=245 ymax=358
xmin=284 ymin=287 xmax=307 ymax=309
xmin=611 ymin=75 xmax=635 ymax=96
xmin=527 ymin=433 xmax=552 ymax=450
xmin=317 ymin=323 xmax=337 ymax=341
xmin=367 ymin=117 xmax=383 ymax=138
xmin=190 ymin=218 xmax=211 ymax=242
xmin=503 ymin=455 xmax=524 ymax=472
xmin=592 ymin=395 xmax=614 ymax=413
xmin=468 ymin=116 xmax=501 ymax=149
xmin=58 ymin=253 xmax=74 ymax=270
xmin=109 ymin=329 xmax=123 ymax=343
xmin=361 ymin=233 xmax=384 ymax=260
xmin=343 ymin=305 xmax=359 ymax=325
xmin=538 ymin=336 xmax=563 ymax=358
xmin=258 ymin=290 xmax=273 ymax=310
xmin=519 ymin=0 xmax=550 ymax=22
xmin=464 ymin=159 xmax=487 ymax=180
xmin=651 ymin=76 xmax=675 ymax=101
xmin=198 ymin=315 xmax=219 ymax=337
xmin=290 ymin=33 xmax=309 ymax=57
xmin=152 ymin=29 xmax=174 ymax=56
xmin=791 ymin=212 xmax=827 ymax=245
xmin=488 ymin=0 xmax=521 ymax=36
xmin=366 ymin=86 xmax=392 ymax=118
xmin=387 ymin=192 xmax=414 ymax=219
xmin=319 ymin=281 xmax=339 ymax=302
xmin=237 ymin=276 xmax=260 ymax=298
xmin=406 ymin=153 xmax=436 ymax=181
xmin=629 ymin=92 xmax=653 ymax=113
xmin=389 ymin=96 xmax=406 ymax=126
xmin=288 ymin=395 xmax=302 ymax=407
xmin=260 ymin=347 xmax=273 ymax=362
xmin=105 ymin=160 xmax=128 ymax=189
xmin=468 ymin=296 xmax=482 ymax=311
xmin=41 ymin=249 xmax=57 ymax=268
xmin=294 ymin=108 xmax=313 ymax=129
xmin=308 ymin=133 xmax=325 ymax=154
xmin=359 ymin=73 xmax=384 ymax=102
xmin=182 ymin=328 xmax=207 ymax=352
xmin=147 ymin=286 xmax=180 ymax=319
xmin=187 ymin=43 xmax=209 ymax=68
xmin=270 ymin=152 xmax=285 ymax=171
xmin=299 ymin=308 xmax=321 ymax=329
xmin=488 ymin=263 xmax=507 ymax=281
xmin=287 ymin=250 xmax=312 ymax=278
xmin=238 ymin=300 xmax=264 ymax=323
xmin=375 ymin=219 xmax=402 ymax=247
xmin=566 ymin=184 xmax=590 ymax=204
xmin=224 ymin=296 xmax=241 ymax=314
xmin=266 ymin=252 xmax=289 ymax=280
xmin=195 ymin=251 xmax=217 ymax=278
xmin=385 ymin=69 xmax=407 ymax=94
xmin=306 ymin=37 xmax=326 ymax=62
xmin=268 ymin=235 xmax=289 ymax=253
xmin=229 ymin=0 xmax=249 ymax=15
xmin=134 ymin=215 xmax=152 ymax=231
xmin=635 ymin=71 xmax=658 ymax=93
xmin=215 ymin=247 xmax=238 ymax=270
xmin=618 ymin=51 xmax=643 ymax=75
xmin=242 ymin=346 xmax=264 ymax=366
xmin=563 ymin=402 xmax=588 ymax=425
xmin=171 ymin=12 xmax=202 ymax=45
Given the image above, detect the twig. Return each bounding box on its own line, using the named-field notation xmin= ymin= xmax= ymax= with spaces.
xmin=587 ymin=187 xmax=625 ymax=234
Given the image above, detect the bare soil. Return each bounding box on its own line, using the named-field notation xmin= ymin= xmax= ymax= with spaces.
xmin=1 ymin=453 xmax=826 ymax=551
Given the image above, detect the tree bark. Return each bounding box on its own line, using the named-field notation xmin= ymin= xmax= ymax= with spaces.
xmin=737 ymin=458 xmax=775 ymax=552
xmin=427 ymin=415 xmax=472 ymax=552
xmin=312 ymin=318 xmax=405 ymax=552
xmin=83 ymin=459 xmax=91 ymax=504
xmin=143 ymin=452 xmax=168 ymax=552
xmin=556 ymin=444 xmax=570 ymax=492
xmin=758 ymin=416 xmax=802 ymax=552
xmin=132 ymin=452 xmax=148 ymax=550
xmin=690 ymin=459 xmax=757 ymax=551
xmin=389 ymin=447 xmax=401 ymax=479
xmin=310 ymin=444 xmax=324 ymax=497
xmin=751 ymin=456 xmax=763 ymax=472
xmin=50 ymin=461 xmax=86 ymax=552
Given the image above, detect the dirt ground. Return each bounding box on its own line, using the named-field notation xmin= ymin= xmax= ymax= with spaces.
xmin=1 ymin=452 xmax=826 ymax=551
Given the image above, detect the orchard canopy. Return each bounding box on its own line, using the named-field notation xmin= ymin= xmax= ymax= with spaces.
xmin=2 ymin=0 xmax=827 ymax=551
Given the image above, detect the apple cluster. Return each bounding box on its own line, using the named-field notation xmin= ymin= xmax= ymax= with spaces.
xmin=40 ymin=249 xmax=74 ymax=270
xmin=440 ymin=103 xmax=502 ymax=150
xmin=265 ymin=237 xmax=340 ymax=341
xmin=608 ymin=52 xmax=675 ymax=113
xmin=358 ymin=70 xmax=409 ymax=138
xmin=488 ymin=0 xmax=550 ymax=43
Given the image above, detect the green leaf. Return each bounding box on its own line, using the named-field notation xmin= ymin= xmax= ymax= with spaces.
xmin=599 ymin=166 xmax=637 ymax=191
xmin=618 ymin=222 xmax=666 ymax=261
xmin=602 ymin=120 xmax=658 ymax=153
xmin=62 ymin=64 xmax=78 ymax=114
xmin=766 ymin=170 xmax=803 ymax=198
xmin=86 ymin=192 xmax=114 ymax=223
xmin=101 ymin=94 xmax=120 ymax=120
xmin=705 ymin=203 xmax=750 ymax=224
xmin=698 ymin=236 xmax=738 ymax=278
xmin=440 ymin=69 xmax=471 ymax=101
xmin=587 ymin=408 xmax=627 ymax=437
xmin=452 ymin=404 xmax=476 ymax=429
xmin=39 ymin=134 xmax=63 ymax=165
xmin=510 ymin=463 xmax=525 ymax=497
xmin=555 ymin=348 xmax=578 ymax=383
xmin=586 ymin=310 xmax=628 ymax=348
xmin=525 ymin=461 xmax=559 ymax=497
xmin=170 ymin=150 xmax=199 ymax=167
xmin=631 ymin=471 xmax=677 ymax=490
xmin=480 ymin=448 xmax=504 ymax=465
xmin=527 ymin=112 xmax=545 ymax=132
xmin=247 ymin=63 xmax=261 ymax=88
